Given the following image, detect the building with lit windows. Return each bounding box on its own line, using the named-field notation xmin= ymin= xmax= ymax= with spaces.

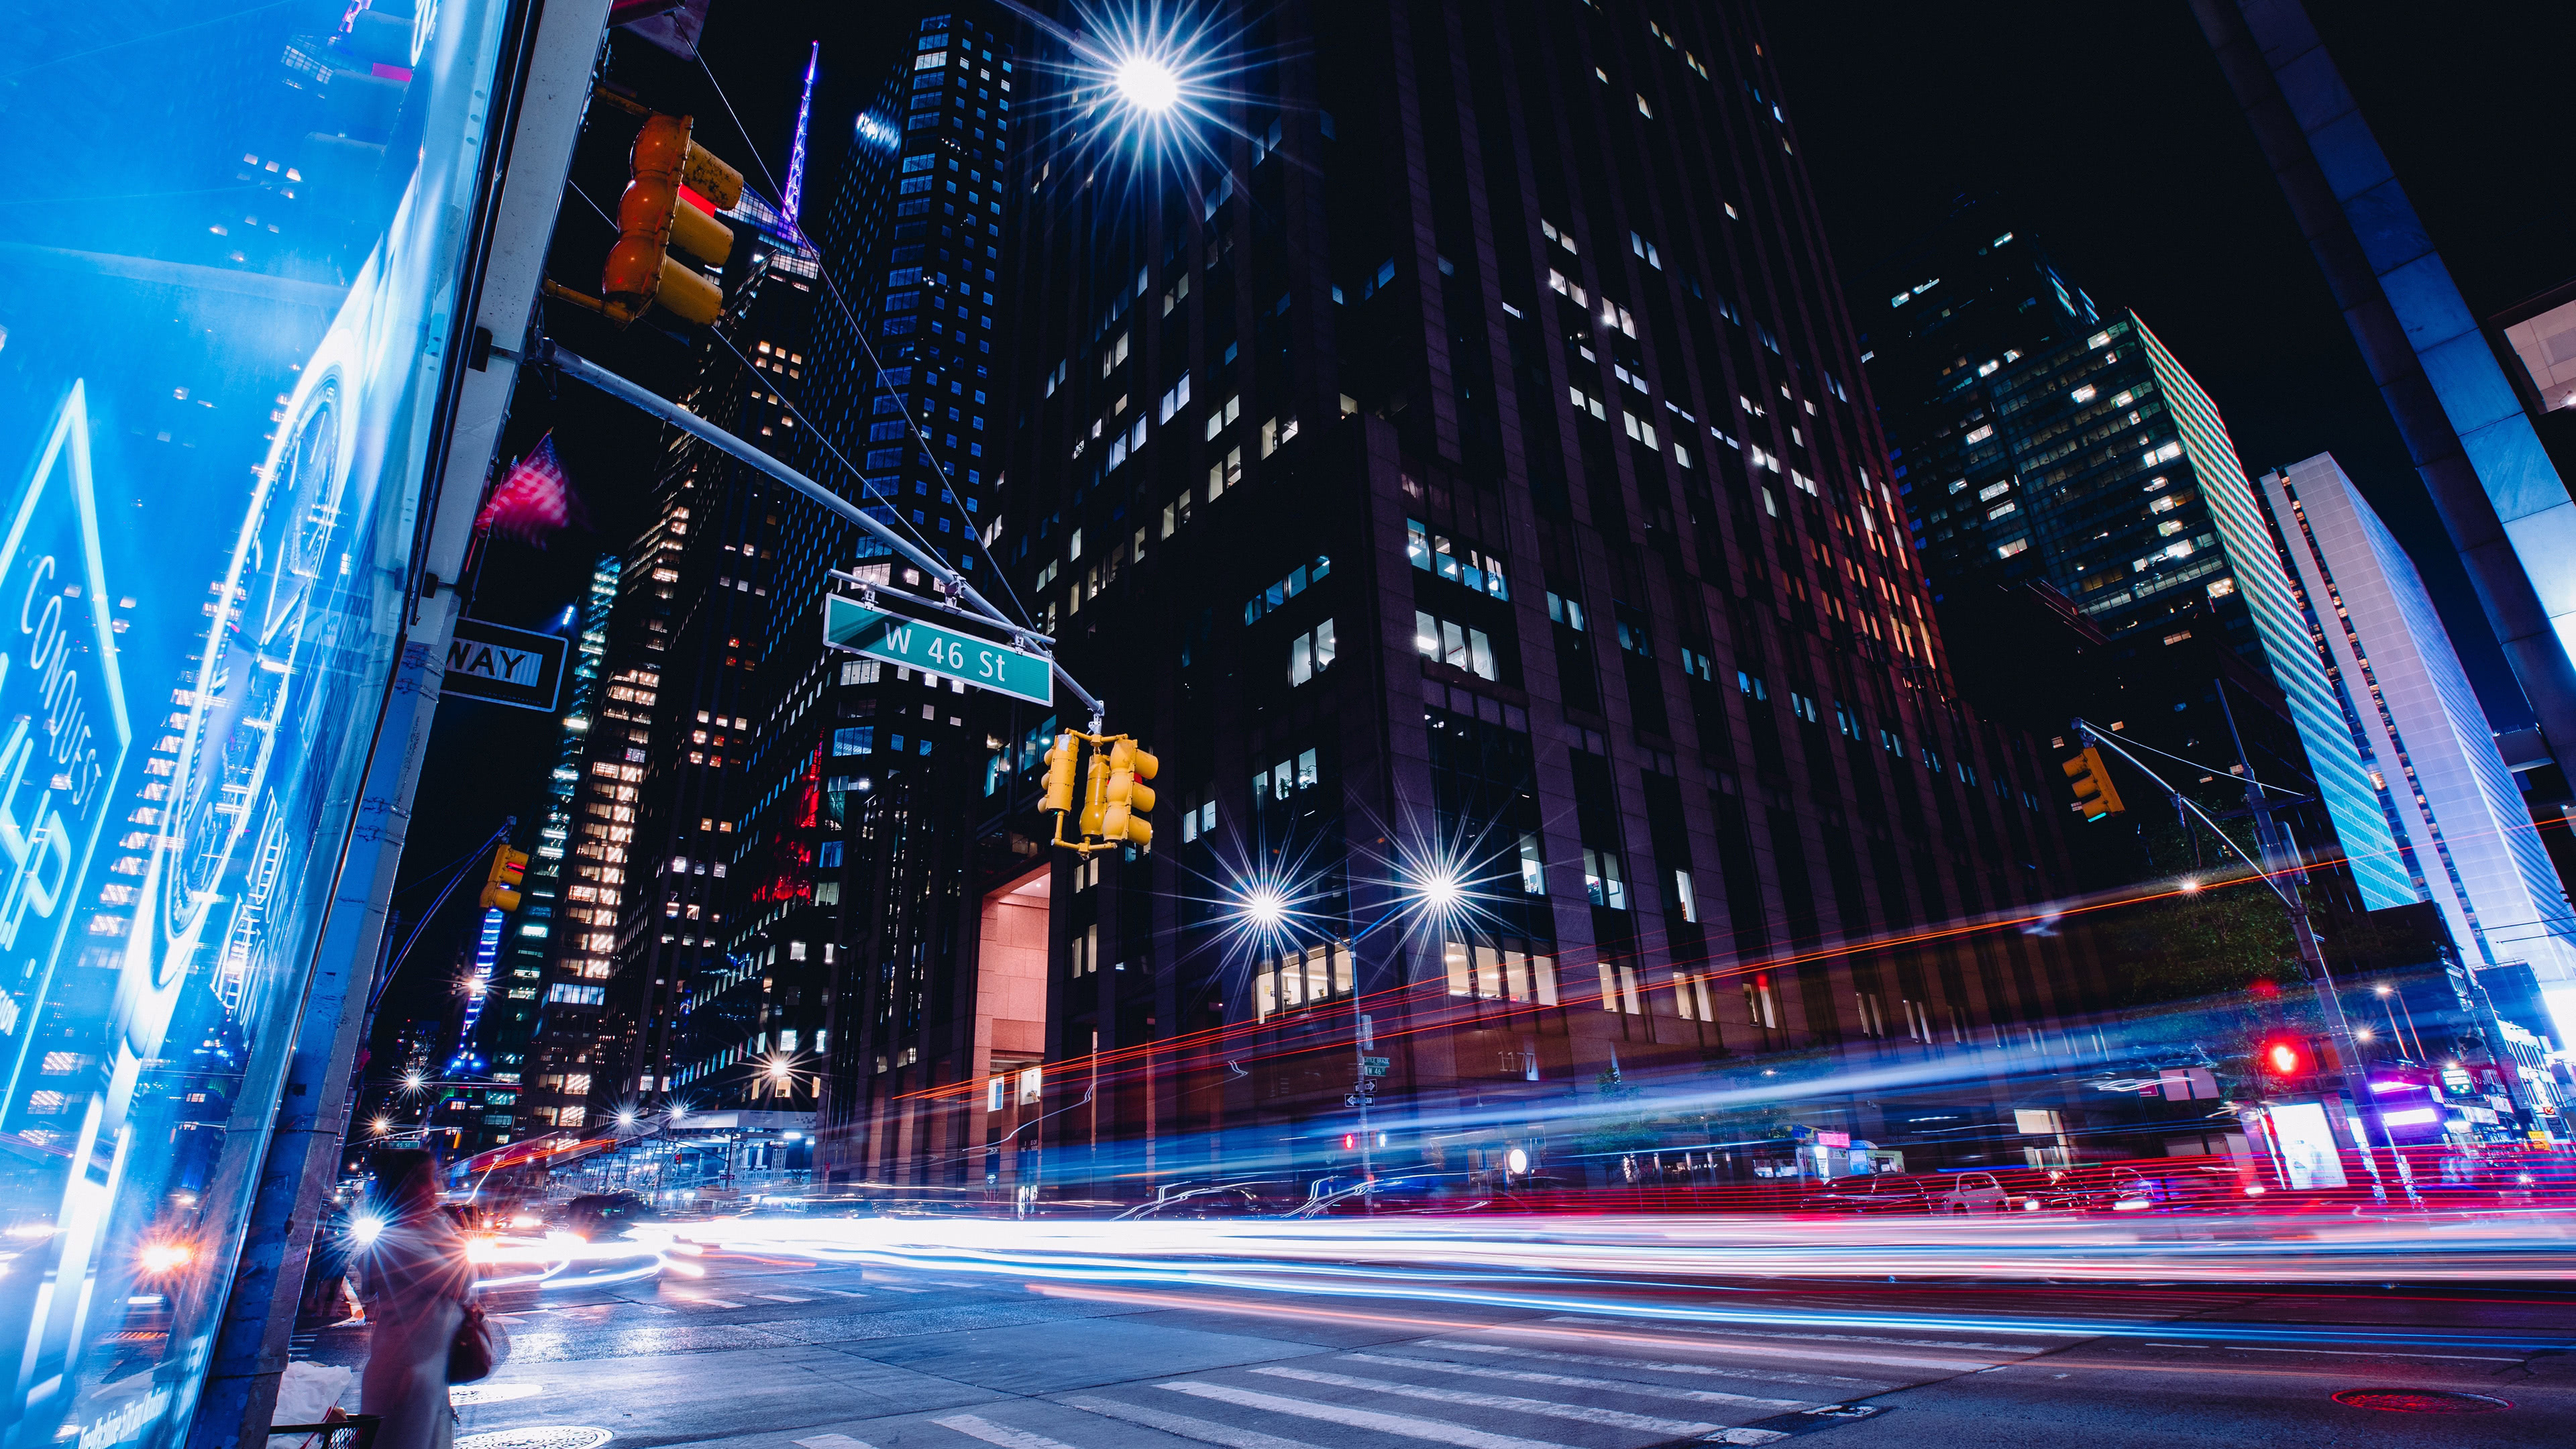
xmin=941 ymin=1 xmax=2100 ymax=1201
xmin=709 ymin=7 xmax=1024 ymax=1159
xmin=502 ymin=555 xmax=621 ymax=1135
xmin=2257 ymin=453 xmax=2576 ymax=1036
xmin=1861 ymin=211 xmax=2414 ymax=913
xmin=589 ymin=182 xmax=828 ymax=1119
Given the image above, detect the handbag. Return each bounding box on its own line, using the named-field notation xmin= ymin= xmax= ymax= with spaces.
xmin=446 ymin=1301 xmax=511 ymax=1384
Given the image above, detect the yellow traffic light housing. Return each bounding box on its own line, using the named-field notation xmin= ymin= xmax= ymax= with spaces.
xmin=544 ymin=100 xmax=744 ymax=327
xmin=1099 ymin=739 xmax=1159 ymax=847
xmin=2062 ymin=746 xmax=2126 ymax=821
xmin=1040 ymin=731 xmax=1159 ymax=855
xmin=1078 ymin=741 xmax=1112 ymax=839
xmin=478 ymin=845 xmax=531 ymax=912
xmin=1039 ymin=733 xmax=1080 ymax=815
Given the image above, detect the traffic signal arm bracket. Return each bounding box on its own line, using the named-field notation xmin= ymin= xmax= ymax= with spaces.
xmin=524 ymin=339 xmax=1104 ymax=726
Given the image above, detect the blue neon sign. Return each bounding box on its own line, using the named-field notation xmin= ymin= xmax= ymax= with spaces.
xmin=0 ymin=3 xmax=521 ymax=1446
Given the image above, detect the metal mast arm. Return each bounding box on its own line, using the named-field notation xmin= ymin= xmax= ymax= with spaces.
xmin=527 ymin=339 xmax=1104 ymax=723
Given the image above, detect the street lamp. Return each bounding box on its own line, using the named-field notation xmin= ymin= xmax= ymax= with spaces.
xmin=1112 ymin=53 xmax=1180 ymax=115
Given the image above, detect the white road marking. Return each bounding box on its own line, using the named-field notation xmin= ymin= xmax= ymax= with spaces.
xmin=1529 ymin=1319 xmax=2015 ymax=1372
xmin=1249 ymin=1364 xmax=1719 ymax=1438
xmin=1059 ymin=1395 xmax=1327 ymax=1449
xmin=1544 ymin=1316 xmax=2052 ymax=1350
xmin=792 ymin=1436 xmax=876 ymax=1449
xmin=1708 ymin=1432 xmax=1790 ymax=1446
xmin=826 ymin=1289 xmax=869 ymax=1297
xmin=755 ymin=1294 xmax=816 ymax=1303
xmin=1419 ymin=1340 xmax=1873 ymax=1389
xmin=687 ymin=1297 xmax=745 ymax=1309
xmin=1342 ymin=1352 xmax=1802 ymax=1410
xmin=1157 ymin=1382 xmax=1575 ymax=1449
xmin=930 ymin=1413 xmax=1081 ymax=1449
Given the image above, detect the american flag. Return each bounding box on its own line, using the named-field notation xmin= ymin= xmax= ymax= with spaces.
xmin=476 ymin=433 xmax=588 ymax=546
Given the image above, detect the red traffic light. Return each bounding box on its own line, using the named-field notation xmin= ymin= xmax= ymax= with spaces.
xmin=2261 ymin=1038 xmax=2308 ymax=1076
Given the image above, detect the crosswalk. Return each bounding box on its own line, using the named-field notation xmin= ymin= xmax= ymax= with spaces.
xmin=767 ymin=1315 xmax=2070 ymax=1449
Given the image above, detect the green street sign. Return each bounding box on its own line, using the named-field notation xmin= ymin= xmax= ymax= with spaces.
xmin=1362 ymin=1055 xmax=1390 ymax=1077
xmin=824 ymin=594 xmax=1053 ymax=707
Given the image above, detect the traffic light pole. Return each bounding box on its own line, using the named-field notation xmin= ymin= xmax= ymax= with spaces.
xmin=2079 ymin=708 xmax=2416 ymax=1208
xmin=520 ymin=339 xmax=1104 ymax=729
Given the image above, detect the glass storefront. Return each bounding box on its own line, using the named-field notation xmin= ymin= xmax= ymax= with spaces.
xmin=0 ymin=2 xmax=518 ymax=1444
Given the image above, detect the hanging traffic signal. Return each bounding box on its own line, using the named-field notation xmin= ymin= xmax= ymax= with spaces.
xmin=2259 ymin=1036 xmax=2311 ymax=1079
xmin=1099 ymin=739 xmax=1159 ymax=849
xmin=1047 ymin=733 xmax=1159 ymax=854
xmin=2062 ymin=746 xmax=2126 ymax=821
xmin=604 ymin=112 xmax=741 ymax=325
xmin=1039 ymin=733 xmax=1081 ymax=815
xmin=478 ymin=845 xmax=531 ymax=912
xmin=547 ymin=101 xmax=745 ymax=327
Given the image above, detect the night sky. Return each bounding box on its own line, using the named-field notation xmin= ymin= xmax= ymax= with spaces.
xmin=1760 ymin=0 xmax=2575 ymax=728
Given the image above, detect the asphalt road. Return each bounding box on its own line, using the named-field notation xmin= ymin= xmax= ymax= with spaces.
xmin=306 ymin=1246 xmax=2576 ymax=1449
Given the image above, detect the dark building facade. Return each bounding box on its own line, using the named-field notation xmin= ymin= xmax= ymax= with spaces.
xmin=947 ymin=0 xmax=2097 ymax=1198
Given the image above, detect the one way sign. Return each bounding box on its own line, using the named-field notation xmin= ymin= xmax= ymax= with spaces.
xmin=443 ymin=616 xmax=569 ymax=713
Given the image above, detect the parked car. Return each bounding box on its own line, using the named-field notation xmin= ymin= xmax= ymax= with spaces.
xmin=1801 ymin=1175 xmax=1931 ymax=1215
xmin=562 ymin=1191 xmax=655 ymax=1238
xmin=1934 ymin=1171 xmax=2019 ymax=1214
xmin=1290 ymin=1173 xmax=1476 ymax=1217
xmin=1115 ymin=1183 xmax=1295 ymax=1220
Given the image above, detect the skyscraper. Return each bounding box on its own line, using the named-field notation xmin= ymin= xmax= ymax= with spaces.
xmin=656 ymin=7 xmax=1022 ymax=1146
xmin=593 ymin=184 xmax=825 ymax=1116
xmin=1862 ymin=213 xmax=2415 ymax=912
xmin=966 ymin=0 xmax=2092 ymax=1196
xmin=504 ymin=555 xmax=621 ymax=1135
xmin=746 ymin=7 xmax=1025 ymax=1172
xmin=2257 ymin=453 xmax=2576 ymax=1036
xmin=517 ymin=145 xmax=826 ymax=1132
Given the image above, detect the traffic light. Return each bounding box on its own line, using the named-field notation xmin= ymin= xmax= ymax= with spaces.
xmin=478 ymin=845 xmax=531 ymax=912
xmin=1099 ymin=739 xmax=1159 ymax=848
xmin=2259 ymin=1036 xmax=2311 ymax=1079
xmin=602 ymin=112 xmax=743 ymax=326
xmin=1040 ymin=733 xmax=1081 ymax=815
xmin=2062 ymin=746 xmax=2126 ymax=821
xmin=1078 ymin=739 xmax=1112 ymax=839
xmin=547 ymin=103 xmax=747 ymax=327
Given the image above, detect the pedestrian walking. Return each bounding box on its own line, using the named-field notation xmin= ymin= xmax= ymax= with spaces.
xmin=356 ymin=1150 xmax=475 ymax=1449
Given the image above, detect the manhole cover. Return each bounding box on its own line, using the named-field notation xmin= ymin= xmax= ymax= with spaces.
xmin=2330 ymin=1389 xmax=2511 ymax=1414
xmin=449 ymin=1383 xmax=545 ymax=1407
xmin=455 ymin=1428 xmax=612 ymax=1449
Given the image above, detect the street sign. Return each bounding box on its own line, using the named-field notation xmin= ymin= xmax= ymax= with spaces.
xmin=1361 ymin=1056 xmax=1389 ymax=1077
xmin=443 ymin=616 xmax=568 ymax=712
xmin=824 ymin=594 xmax=1052 ymax=706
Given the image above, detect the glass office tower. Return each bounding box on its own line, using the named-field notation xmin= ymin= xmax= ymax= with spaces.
xmin=1864 ymin=214 xmax=2413 ymax=910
